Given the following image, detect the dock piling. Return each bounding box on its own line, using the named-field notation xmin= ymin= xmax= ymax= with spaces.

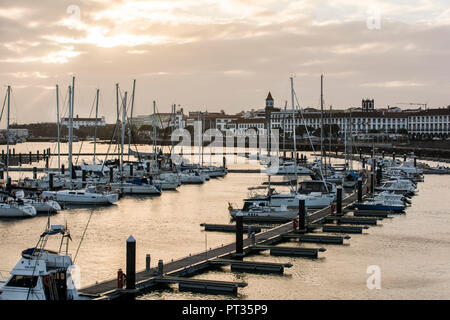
xmin=49 ymin=173 xmax=54 ymax=191
xmin=298 ymin=199 xmax=306 ymax=231
xmin=109 ymin=167 xmax=114 ymax=183
xmin=61 ymin=164 xmax=65 ymax=174
xmin=146 ymin=254 xmax=151 ymax=271
xmin=126 ymin=236 xmax=136 ymax=290
xmin=158 ymin=260 xmax=164 ymax=276
xmin=33 ymin=167 xmax=37 ymax=180
xmin=235 ymin=212 xmax=244 ymax=255
xmin=336 ymin=186 xmax=343 ymax=216
xmin=357 ymin=178 xmax=363 ymax=202
xmin=0 ymin=170 xmax=3 ymax=180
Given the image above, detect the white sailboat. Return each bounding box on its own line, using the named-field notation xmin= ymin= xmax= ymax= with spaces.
xmin=41 ymin=185 xmax=119 ymax=205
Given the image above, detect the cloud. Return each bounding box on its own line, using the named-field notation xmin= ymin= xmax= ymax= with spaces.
xmin=0 ymin=0 xmax=448 ymax=123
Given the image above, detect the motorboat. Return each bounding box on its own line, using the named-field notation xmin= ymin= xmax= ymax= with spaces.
xmin=355 ymin=199 xmax=406 ymax=213
xmin=179 ymin=170 xmax=206 ymax=184
xmin=0 ymin=224 xmax=81 ymax=300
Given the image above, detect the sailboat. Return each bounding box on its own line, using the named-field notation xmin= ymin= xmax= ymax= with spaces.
xmin=0 ymin=86 xmax=37 ymax=218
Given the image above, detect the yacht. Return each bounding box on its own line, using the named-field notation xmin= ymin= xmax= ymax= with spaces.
xmin=0 ymin=200 xmax=37 ymax=218
xmin=228 ymin=203 xmax=299 ymax=222
xmin=41 ymin=185 xmax=120 ymax=205
xmin=0 ymin=224 xmax=81 ymax=300
xmin=240 ymin=181 xmax=336 ymax=210
xmin=14 ymin=190 xmax=61 ymax=213
xmin=111 ymin=177 xmax=162 ymax=195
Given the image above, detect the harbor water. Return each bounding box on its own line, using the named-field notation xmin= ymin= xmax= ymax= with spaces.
xmin=0 ymin=142 xmax=449 ymax=299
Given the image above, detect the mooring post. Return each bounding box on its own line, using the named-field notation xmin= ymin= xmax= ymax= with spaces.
xmin=6 ymin=177 xmax=11 ymax=190
xmin=376 ymin=167 xmax=382 ymax=186
xmin=49 ymin=173 xmax=54 ymax=191
xmin=19 ymin=153 xmax=22 ymax=164
xmin=336 ymin=186 xmax=343 ymax=216
xmin=0 ymin=169 xmax=3 ymax=180
xmin=61 ymin=164 xmax=65 ymax=175
xmin=298 ymin=199 xmax=306 ymax=231
xmin=130 ymin=164 xmax=133 ymax=177
xmin=33 ymin=167 xmax=37 ymax=180
xmin=158 ymin=259 xmax=164 ymax=276
xmin=235 ymin=212 xmax=244 ymax=255
xmin=82 ymin=170 xmax=87 ymax=185
xmin=146 ymin=254 xmax=151 ymax=271
xmin=45 ymin=156 xmax=49 ymax=170
xmin=362 ymin=157 xmax=366 ymax=169
xmin=37 ymin=150 xmax=40 ymax=162
xmin=146 ymin=162 xmax=150 ymax=174
xmin=109 ymin=167 xmax=114 ymax=183
xmin=12 ymin=148 xmax=15 ymax=156
xmin=126 ymin=235 xmax=136 ymax=290
xmin=382 ymin=151 xmax=384 ymax=159
xmin=357 ymin=178 xmax=363 ymax=202
xmin=359 ymin=149 xmax=362 ymax=160
xmin=414 ymin=156 xmax=417 ymax=167
xmin=370 ymin=172 xmax=375 ymax=194
xmin=393 ymin=152 xmax=396 ymax=161
xmin=223 ymin=156 xmax=226 ymax=169
xmin=29 ymin=151 xmax=32 ymax=163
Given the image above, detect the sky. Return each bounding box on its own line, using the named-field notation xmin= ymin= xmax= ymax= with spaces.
xmin=0 ymin=0 xmax=449 ymax=124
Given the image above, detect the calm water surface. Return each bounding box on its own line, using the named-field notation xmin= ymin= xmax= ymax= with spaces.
xmin=0 ymin=142 xmax=449 ymax=299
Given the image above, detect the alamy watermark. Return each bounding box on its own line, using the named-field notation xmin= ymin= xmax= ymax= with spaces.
xmin=366 ymin=265 xmax=381 ymax=289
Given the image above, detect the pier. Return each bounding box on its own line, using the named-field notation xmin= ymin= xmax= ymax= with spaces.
xmin=78 ymin=177 xmax=378 ymax=299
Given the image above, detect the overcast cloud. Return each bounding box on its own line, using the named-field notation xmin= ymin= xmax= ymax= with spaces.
xmin=0 ymin=0 xmax=449 ymax=123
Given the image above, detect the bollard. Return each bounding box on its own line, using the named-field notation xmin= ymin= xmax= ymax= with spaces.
xmin=61 ymin=164 xmax=65 ymax=175
xmin=49 ymin=173 xmax=54 ymax=191
xmin=414 ymin=156 xmax=417 ymax=167
xmin=146 ymin=254 xmax=151 ymax=271
xmin=357 ymin=178 xmax=363 ymax=202
xmin=130 ymin=164 xmax=133 ymax=177
xmin=336 ymin=186 xmax=342 ymax=215
xmin=126 ymin=235 xmax=136 ymax=290
xmin=370 ymin=172 xmax=375 ymax=194
xmin=235 ymin=212 xmax=244 ymax=255
xmin=223 ymin=156 xmax=226 ymax=169
xmin=37 ymin=150 xmax=39 ymax=161
xmin=110 ymin=167 xmax=114 ymax=183
xmin=158 ymin=260 xmax=164 ymax=276
xmin=33 ymin=167 xmax=37 ymax=180
xmin=298 ymin=199 xmax=306 ymax=231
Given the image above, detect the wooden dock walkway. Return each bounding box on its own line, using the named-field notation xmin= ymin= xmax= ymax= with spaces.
xmin=79 ymin=177 xmax=370 ymax=299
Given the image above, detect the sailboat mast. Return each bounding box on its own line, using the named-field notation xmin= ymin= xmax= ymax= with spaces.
xmin=290 ymin=77 xmax=298 ymax=193
xmin=128 ymin=79 xmax=136 ymax=161
xmin=68 ymin=85 xmax=73 ymax=182
xmin=153 ymin=101 xmax=157 ymax=163
xmin=93 ymin=88 xmax=99 ymax=164
xmin=121 ymin=92 xmax=127 ymax=179
xmin=320 ymin=74 xmax=324 ymax=169
xmin=6 ymin=86 xmax=11 ymax=181
xmin=56 ymin=85 xmax=61 ymax=170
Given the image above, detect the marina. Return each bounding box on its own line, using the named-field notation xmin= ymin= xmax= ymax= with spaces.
xmin=1 ymin=1 xmax=450 ymax=306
